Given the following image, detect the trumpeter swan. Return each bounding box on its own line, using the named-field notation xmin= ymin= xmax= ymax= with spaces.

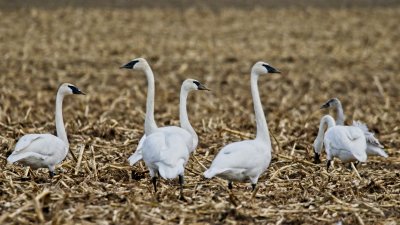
xmin=121 ymin=58 xmax=209 ymax=199
xmin=204 ymin=61 xmax=281 ymax=191
xmin=320 ymin=98 xmax=387 ymax=158
xmin=313 ymin=115 xmax=368 ymax=170
xmin=127 ymin=79 xmax=209 ymax=167
xmin=7 ymin=83 xmax=85 ymax=178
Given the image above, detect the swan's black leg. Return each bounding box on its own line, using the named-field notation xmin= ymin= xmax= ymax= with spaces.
xmin=354 ymin=161 xmax=359 ymax=168
xmin=178 ymin=175 xmax=185 ymax=200
xmin=251 ymin=183 xmax=256 ymax=191
xmin=228 ymin=181 xmax=233 ymax=190
xmin=151 ymin=176 xmax=157 ymax=193
xmin=314 ymin=153 xmax=321 ymax=164
xmin=326 ymin=160 xmax=331 ymax=171
xmin=49 ymin=171 xmax=55 ymax=178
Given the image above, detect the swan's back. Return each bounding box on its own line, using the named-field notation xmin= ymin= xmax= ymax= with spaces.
xmin=204 ymin=140 xmax=271 ymax=181
xmin=325 ymin=126 xmax=367 ymax=162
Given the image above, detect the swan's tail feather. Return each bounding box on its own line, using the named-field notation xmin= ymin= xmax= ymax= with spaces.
xmin=352 ymin=120 xmax=369 ymax=133
xmin=157 ymin=162 xmax=184 ymax=179
xmin=366 ymin=144 xmax=388 ymax=158
xmin=352 ymin=120 xmax=384 ymax=148
xmin=204 ymin=168 xmax=227 ymax=179
xmin=127 ymin=149 xmax=143 ymax=166
xmin=203 ymin=169 xmax=215 ymax=179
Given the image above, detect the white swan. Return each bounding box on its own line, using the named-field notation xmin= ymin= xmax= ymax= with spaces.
xmin=7 ymin=83 xmax=85 ymax=177
xmin=320 ymin=98 xmax=388 ymax=158
xmin=203 ymin=61 xmax=281 ymax=191
xmin=120 ymin=58 xmax=209 ymax=198
xmin=313 ymin=115 xmax=368 ymax=170
xmin=127 ymin=79 xmax=209 ymax=167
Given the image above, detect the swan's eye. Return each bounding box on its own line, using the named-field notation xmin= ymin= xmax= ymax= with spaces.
xmin=193 ymin=81 xmax=200 ymax=86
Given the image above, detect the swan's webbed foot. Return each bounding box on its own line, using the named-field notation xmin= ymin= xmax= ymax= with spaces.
xmin=228 ymin=181 xmax=233 ymax=190
xmin=251 ymin=183 xmax=256 ymax=191
xmin=49 ymin=171 xmax=56 ymax=178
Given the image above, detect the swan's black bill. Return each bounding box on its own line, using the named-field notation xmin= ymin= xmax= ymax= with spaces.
xmin=193 ymin=80 xmax=211 ymax=91
xmin=313 ymin=152 xmax=321 ymax=164
xmin=320 ymin=98 xmax=336 ymax=109
xmin=198 ymin=84 xmax=211 ymax=91
xmin=120 ymin=60 xmax=139 ymax=69
xmin=320 ymin=102 xmax=331 ymax=109
xmin=68 ymin=85 xmax=86 ymax=95
xmin=262 ymin=64 xmax=281 ymax=74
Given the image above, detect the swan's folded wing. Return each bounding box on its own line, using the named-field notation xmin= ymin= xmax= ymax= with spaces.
xmin=328 ymin=127 xmax=367 ymax=162
xmin=345 ymin=127 xmax=363 ymax=141
xmin=141 ymin=132 xmax=167 ymax=164
xmin=7 ymin=151 xmax=47 ymax=163
xmin=14 ymin=134 xmax=45 ymax=152
xmin=209 ymin=141 xmax=265 ymax=172
xmin=344 ymin=127 xmax=367 ymax=162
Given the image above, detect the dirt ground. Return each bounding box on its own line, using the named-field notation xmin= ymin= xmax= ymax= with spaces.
xmin=0 ymin=1 xmax=399 ymax=224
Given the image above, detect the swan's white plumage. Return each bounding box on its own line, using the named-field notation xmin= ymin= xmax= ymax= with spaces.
xmin=204 ymin=140 xmax=270 ymax=184
xmin=204 ymin=61 xmax=281 ymax=188
xmin=127 ymin=77 xmax=206 ymax=167
xmin=8 ymin=134 xmax=67 ymax=169
xmin=121 ymin=59 xmax=208 ymax=198
xmin=128 ymin=127 xmax=192 ymax=166
xmin=7 ymin=83 xmax=84 ymax=175
xmin=315 ymin=115 xmax=368 ymax=164
xmin=352 ymin=120 xmax=384 ymax=149
xmin=325 ymin=126 xmax=367 ymax=163
xmin=142 ymin=131 xmax=189 ymax=179
xmin=321 ymin=98 xmax=387 ymax=158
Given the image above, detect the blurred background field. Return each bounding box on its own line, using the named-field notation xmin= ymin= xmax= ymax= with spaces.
xmin=0 ymin=0 xmax=399 ymax=224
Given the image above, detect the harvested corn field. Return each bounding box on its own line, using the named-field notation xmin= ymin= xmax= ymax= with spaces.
xmin=0 ymin=1 xmax=399 ymax=224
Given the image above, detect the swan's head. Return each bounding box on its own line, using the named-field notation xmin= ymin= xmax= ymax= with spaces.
xmin=59 ymin=83 xmax=85 ymax=95
xmin=120 ymin=58 xmax=149 ymax=71
xmin=251 ymin=61 xmax=281 ymax=75
xmin=182 ymin=79 xmax=210 ymax=91
xmin=320 ymin=98 xmax=340 ymax=109
xmin=313 ymin=138 xmax=322 ymax=164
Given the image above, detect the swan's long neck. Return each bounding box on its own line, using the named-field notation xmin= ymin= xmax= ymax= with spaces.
xmin=143 ymin=65 xmax=158 ymax=135
xmin=335 ymin=101 xmax=345 ymax=125
xmin=251 ymin=72 xmax=271 ymax=145
xmin=315 ymin=115 xmax=336 ymax=153
xmin=179 ymin=87 xmax=198 ymax=148
xmin=55 ymin=91 xmax=69 ymax=146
